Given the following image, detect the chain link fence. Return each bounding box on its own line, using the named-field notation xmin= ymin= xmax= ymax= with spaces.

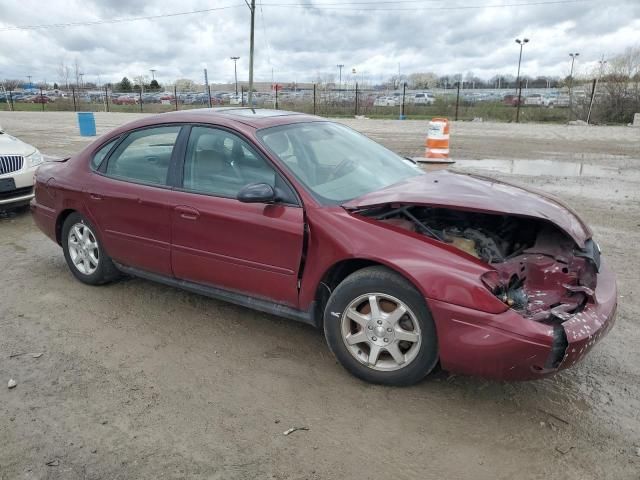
xmin=1 ymin=81 xmax=638 ymax=124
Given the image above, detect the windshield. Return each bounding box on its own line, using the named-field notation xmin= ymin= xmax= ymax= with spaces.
xmin=257 ymin=122 xmax=423 ymax=204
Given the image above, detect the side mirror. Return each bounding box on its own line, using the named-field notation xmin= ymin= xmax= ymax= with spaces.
xmin=237 ymin=182 xmax=276 ymax=203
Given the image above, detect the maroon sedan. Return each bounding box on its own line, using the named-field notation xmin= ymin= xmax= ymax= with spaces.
xmin=32 ymin=95 xmax=51 ymax=104
xmin=31 ymin=108 xmax=616 ymax=385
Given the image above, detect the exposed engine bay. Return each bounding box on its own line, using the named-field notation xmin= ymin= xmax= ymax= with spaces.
xmin=357 ymin=205 xmax=601 ymax=325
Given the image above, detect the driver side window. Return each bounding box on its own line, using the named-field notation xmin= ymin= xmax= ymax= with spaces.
xmin=183 ymin=127 xmax=276 ymax=197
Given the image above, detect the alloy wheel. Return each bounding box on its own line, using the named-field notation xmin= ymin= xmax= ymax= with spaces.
xmin=340 ymin=293 xmax=422 ymax=371
xmin=67 ymin=222 xmax=100 ymax=275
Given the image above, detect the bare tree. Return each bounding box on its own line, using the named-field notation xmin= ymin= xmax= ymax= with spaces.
xmin=386 ymin=74 xmax=407 ymax=90
xmin=594 ymin=46 xmax=640 ymax=123
xmin=174 ymin=78 xmax=198 ymax=92
xmin=73 ymin=58 xmax=82 ymax=88
xmin=58 ymin=61 xmax=71 ymax=90
xmin=314 ymin=72 xmax=336 ymax=88
xmin=134 ymin=74 xmax=150 ymax=92
xmin=407 ymin=72 xmax=439 ymax=90
xmin=2 ymin=79 xmax=21 ymax=90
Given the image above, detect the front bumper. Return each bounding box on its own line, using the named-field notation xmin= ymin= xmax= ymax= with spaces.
xmin=428 ymin=260 xmax=617 ymax=381
xmin=0 ymin=167 xmax=36 ymax=206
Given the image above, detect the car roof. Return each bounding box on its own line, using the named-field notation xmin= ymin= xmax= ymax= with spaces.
xmin=99 ymin=109 xmax=328 ymax=145
xmin=156 ymin=108 xmax=319 ymax=129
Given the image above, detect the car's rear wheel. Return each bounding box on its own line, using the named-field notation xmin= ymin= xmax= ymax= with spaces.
xmin=62 ymin=212 xmax=119 ymax=285
xmin=323 ymin=266 xmax=438 ymax=386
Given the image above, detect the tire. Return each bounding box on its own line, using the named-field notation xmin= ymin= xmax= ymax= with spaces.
xmin=323 ymin=266 xmax=438 ymax=386
xmin=61 ymin=212 xmax=120 ymax=285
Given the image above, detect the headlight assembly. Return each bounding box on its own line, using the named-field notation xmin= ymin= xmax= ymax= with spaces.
xmin=26 ymin=149 xmax=44 ymax=168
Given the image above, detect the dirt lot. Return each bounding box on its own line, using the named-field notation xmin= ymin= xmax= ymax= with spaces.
xmin=1 ymin=112 xmax=639 ymax=479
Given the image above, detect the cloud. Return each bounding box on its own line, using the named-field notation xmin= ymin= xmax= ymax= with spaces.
xmin=0 ymin=0 xmax=639 ymax=85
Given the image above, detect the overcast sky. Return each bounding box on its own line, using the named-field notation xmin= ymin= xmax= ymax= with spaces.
xmin=1 ymin=0 xmax=639 ymax=86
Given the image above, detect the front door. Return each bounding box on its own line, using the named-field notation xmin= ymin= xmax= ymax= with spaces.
xmin=170 ymin=126 xmax=304 ymax=306
xmin=87 ymin=125 xmax=182 ymax=276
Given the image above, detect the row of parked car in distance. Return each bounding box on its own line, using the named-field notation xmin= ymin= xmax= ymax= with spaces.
xmin=1 ymin=88 xmax=587 ymax=109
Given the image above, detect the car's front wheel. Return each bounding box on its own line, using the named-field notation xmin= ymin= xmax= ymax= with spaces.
xmin=324 ymin=266 xmax=438 ymax=386
xmin=62 ymin=212 xmax=120 ymax=285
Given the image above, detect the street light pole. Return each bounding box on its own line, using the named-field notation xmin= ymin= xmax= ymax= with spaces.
xmin=230 ymin=56 xmax=240 ymax=95
xmin=337 ymin=64 xmax=344 ymax=92
xmin=567 ymin=52 xmax=579 ymax=120
xmin=27 ymin=75 xmax=32 ymax=88
xmin=514 ymin=37 xmax=529 ymax=123
xmin=515 ymin=38 xmax=529 ymax=94
xmin=247 ymin=0 xmax=256 ymax=106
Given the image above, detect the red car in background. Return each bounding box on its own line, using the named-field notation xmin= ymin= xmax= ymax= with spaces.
xmin=112 ymin=96 xmax=137 ymax=105
xmin=30 ymin=108 xmax=616 ymax=385
xmin=503 ymin=94 xmax=524 ymax=106
xmin=32 ymin=95 xmax=52 ymax=104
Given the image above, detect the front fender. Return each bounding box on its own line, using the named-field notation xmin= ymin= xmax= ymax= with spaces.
xmin=299 ymin=206 xmax=507 ymax=314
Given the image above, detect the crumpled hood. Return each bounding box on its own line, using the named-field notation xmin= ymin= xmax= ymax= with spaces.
xmin=0 ymin=131 xmax=36 ymax=156
xmin=343 ymin=170 xmax=592 ymax=247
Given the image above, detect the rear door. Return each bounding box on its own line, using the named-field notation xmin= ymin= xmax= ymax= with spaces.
xmin=170 ymin=125 xmax=305 ymax=306
xmin=87 ymin=125 xmax=182 ymax=276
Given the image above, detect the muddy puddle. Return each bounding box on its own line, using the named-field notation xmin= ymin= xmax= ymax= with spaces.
xmin=449 ymin=159 xmax=640 ymax=180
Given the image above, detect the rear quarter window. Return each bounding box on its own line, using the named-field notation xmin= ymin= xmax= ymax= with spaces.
xmin=90 ymin=138 xmax=119 ymax=170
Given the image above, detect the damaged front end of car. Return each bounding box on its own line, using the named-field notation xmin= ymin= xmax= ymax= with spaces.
xmin=350 ymin=203 xmax=617 ymax=379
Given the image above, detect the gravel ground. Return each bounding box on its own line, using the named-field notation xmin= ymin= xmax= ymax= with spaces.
xmin=1 ymin=111 xmax=639 ymax=479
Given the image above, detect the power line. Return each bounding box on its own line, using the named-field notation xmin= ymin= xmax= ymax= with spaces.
xmin=259 ymin=0 xmax=274 ymax=68
xmin=264 ymin=0 xmax=508 ymax=4
xmin=260 ymin=0 xmax=589 ymax=10
xmin=0 ymin=0 xmax=590 ymax=32
xmin=0 ymin=4 xmax=245 ymax=32
xmin=266 ymin=0 xmax=533 ymax=4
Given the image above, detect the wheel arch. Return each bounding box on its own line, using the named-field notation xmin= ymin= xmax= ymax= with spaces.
xmin=55 ymin=209 xmax=77 ymax=245
xmin=312 ymin=258 xmax=427 ymax=329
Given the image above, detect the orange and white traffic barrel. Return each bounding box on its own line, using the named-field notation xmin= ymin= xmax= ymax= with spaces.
xmin=425 ymin=118 xmax=450 ymax=158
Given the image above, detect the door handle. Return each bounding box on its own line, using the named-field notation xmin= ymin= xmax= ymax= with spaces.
xmin=175 ymin=205 xmax=200 ymax=220
xmin=89 ymin=193 xmax=102 ymax=201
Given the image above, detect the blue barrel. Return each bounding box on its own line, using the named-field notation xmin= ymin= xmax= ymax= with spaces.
xmin=77 ymin=112 xmax=96 ymax=136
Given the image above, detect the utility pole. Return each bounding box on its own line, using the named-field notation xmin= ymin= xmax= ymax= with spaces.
xmin=567 ymin=52 xmax=579 ymax=121
xmin=230 ymin=56 xmax=240 ymax=95
xmin=247 ymin=0 xmax=256 ymax=106
xmin=204 ymin=68 xmax=212 ymax=108
xmin=587 ymin=55 xmax=606 ymax=124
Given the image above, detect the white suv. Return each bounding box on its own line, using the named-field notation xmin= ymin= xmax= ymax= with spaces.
xmin=0 ymin=125 xmax=44 ymax=208
xmin=413 ymin=92 xmax=435 ymax=105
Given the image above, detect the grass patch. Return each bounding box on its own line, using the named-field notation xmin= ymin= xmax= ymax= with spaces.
xmin=0 ymin=100 xmax=580 ymax=124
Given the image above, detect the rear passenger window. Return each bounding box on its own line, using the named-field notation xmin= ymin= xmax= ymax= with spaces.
xmin=105 ymin=126 xmax=180 ymax=185
xmin=90 ymin=138 xmax=119 ymax=170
